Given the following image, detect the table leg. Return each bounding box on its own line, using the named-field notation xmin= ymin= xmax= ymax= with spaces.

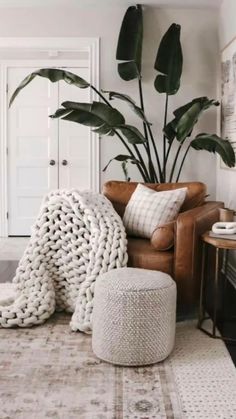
xmin=222 ymin=249 xmax=229 ymax=319
xmin=198 ymin=238 xmax=236 ymax=343
xmin=213 ymin=247 xmax=220 ymax=337
xmin=198 ymin=242 xmax=207 ymax=327
xmin=225 ymin=248 xmax=229 ymax=277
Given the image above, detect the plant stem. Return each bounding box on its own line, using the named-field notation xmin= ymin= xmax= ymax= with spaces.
xmin=114 ymin=130 xmax=147 ymax=181
xmin=149 ymin=161 xmax=158 ymax=182
xmin=138 ymin=78 xmax=157 ymax=182
xmin=165 ymin=142 xmax=172 ymax=165
xmin=147 ymin=123 xmax=163 ymax=182
xmin=169 ymin=143 xmax=183 ymax=182
xmin=176 ymin=143 xmax=191 ymax=182
xmin=91 ymin=86 xmax=111 ymax=107
xmin=138 ymin=78 xmax=148 ymax=140
xmin=162 ymin=94 xmax=169 ymax=182
xmin=92 ymin=85 xmax=148 ymax=181
xmin=133 ymin=144 xmax=151 ymax=181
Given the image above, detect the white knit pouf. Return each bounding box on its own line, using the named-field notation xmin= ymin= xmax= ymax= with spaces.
xmin=92 ymin=267 xmax=177 ymax=366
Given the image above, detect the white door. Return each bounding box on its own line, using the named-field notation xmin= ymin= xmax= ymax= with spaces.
xmin=58 ymin=67 xmax=91 ymax=190
xmin=7 ymin=64 xmax=91 ymax=236
xmin=8 ymin=66 xmax=59 ymax=236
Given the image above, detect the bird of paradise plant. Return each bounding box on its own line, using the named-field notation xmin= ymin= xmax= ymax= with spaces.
xmin=10 ymin=4 xmax=235 ymax=182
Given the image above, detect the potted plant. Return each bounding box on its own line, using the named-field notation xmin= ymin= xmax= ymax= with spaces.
xmin=10 ymin=4 xmax=235 ymax=182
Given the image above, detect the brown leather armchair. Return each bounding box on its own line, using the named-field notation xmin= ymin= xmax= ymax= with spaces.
xmin=103 ymin=180 xmax=223 ymax=309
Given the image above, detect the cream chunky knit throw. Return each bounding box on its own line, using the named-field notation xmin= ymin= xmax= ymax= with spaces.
xmin=0 ymin=190 xmax=128 ymax=333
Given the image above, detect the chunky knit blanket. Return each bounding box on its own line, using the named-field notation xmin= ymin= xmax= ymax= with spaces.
xmin=0 ymin=190 xmax=128 ymax=333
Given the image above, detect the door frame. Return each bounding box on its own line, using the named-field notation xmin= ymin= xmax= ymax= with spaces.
xmin=0 ymin=37 xmax=100 ymax=237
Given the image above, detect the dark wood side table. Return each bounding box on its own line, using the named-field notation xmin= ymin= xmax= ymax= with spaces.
xmin=198 ymin=231 xmax=236 ymax=343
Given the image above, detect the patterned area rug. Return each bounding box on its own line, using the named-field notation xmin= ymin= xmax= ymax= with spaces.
xmin=0 ymin=284 xmax=236 ymax=419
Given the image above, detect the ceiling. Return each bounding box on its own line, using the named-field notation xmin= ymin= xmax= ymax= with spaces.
xmin=0 ymin=0 xmax=222 ymax=8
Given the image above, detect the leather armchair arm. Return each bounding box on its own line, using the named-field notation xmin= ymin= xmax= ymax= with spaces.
xmin=174 ymin=201 xmax=224 ymax=306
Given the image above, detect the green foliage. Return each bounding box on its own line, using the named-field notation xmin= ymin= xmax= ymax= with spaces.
xmin=191 ymin=134 xmax=235 ymax=167
xmin=9 ymin=4 xmax=235 ymax=182
xmin=102 ymin=90 xmax=149 ymax=123
xmin=164 ymin=97 xmax=219 ymax=143
xmin=103 ymin=154 xmax=139 ymax=169
xmin=60 ymin=101 xmax=125 ymax=136
xmin=116 ymin=5 xmax=143 ymax=80
xmin=154 ymin=23 xmax=183 ymax=95
xmin=9 ymin=68 xmax=89 ymax=107
xmin=116 ymin=125 xmax=146 ymax=144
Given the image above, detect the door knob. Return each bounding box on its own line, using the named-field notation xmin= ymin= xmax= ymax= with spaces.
xmin=49 ymin=159 xmax=56 ymax=166
xmin=62 ymin=159 xmax=68 ymax=166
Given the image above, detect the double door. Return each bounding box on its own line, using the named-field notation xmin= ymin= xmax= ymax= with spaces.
xmin=7 ymin=64 xmax=92 ymax=236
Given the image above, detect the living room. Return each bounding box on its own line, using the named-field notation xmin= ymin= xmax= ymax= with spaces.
xmin=0 ymin=0 xmax=236 ymax=418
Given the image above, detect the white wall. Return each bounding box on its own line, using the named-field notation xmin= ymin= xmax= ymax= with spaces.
xmin=218 ymin=0 xmax=236 ymax=279
xmin=217 ymin=0 xmax=236 ymax=208
xmin=0 ymin=5 xmax=218 ymax=196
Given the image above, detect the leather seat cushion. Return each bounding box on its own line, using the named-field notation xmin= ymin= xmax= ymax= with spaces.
xmin=127 ymin=237 xmax=174 ymax=276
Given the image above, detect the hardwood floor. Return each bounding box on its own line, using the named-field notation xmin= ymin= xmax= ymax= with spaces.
xmin=0 ymin=260 xmax=18 ymax=283
xmin=0 ymin=260 xmax=235 ymax=366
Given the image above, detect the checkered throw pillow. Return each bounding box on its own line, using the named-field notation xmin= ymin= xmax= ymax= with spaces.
xmin=123 ymin=184 xmax=187 ymax=238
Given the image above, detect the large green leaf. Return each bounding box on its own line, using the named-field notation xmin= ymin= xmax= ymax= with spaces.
xmin=176 ymin=98 xmax=219 ymax=142
xmin=174 ymin=97 xmax=219 ymax=119
xmin=191 ymin=133 xmax=235 ymax=167
xmin=116 ymin=124 xmax=147 ymax=144
xmin=117 ymin=62 xmax=140 ymax=81
xmin=116 ymin=4 xmax=143 ymax=80
xmin=63 ymin=101 xmax=125 ymax=124
xmin=163 ymin=118 xmax=178 ymax=143
xmin=51 ymin=101 xmax=125 ymax=136
xmin=176 ymin=102 xmax=203 ymax=142
xmin=154 ymin=23 xmax=183 ymax=95
xmin=50 ymin=108 xmax=72 ymax=119
xmin=56 ymin=101 xmax=145 ymax=144
xmin=103 ymin=154 xmax=139 ymax=171
xmin=9 ymin=68 xmax=89 ymax=107
xmin=103 ymin=154 xmax=140 ymax=181
xmin=102 ymin=90 xmax=150 ymax=123
xmin=164 ymin=97 xmax=219 ymax=143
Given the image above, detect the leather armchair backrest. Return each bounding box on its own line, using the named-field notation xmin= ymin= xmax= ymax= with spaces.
xmin=103 ymin=180 xmax=206 ymax=217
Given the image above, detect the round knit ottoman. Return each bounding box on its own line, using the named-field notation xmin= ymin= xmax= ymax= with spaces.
xmin=92 ymin=267 xmax=176 ymax=366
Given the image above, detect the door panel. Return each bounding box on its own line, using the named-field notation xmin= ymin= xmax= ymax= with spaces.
xmin=8 ymin=67 xmax=58 ymax=236
xmin=58 ymin=67 xmax=91 ymax=190
xmin=7 ymin=65 xmax=92 ymax=236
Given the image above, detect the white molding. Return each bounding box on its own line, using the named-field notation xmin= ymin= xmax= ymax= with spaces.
xmin=0 ymin=37 xmax=100 ymax=237
xmin=1 ymin=59 xmax=89 ymax=68
xmin=0 ymin=0 xmax=222 ymax=9
xmin=89 ymin=39 xmax=100 ymax=193
xmin=0 ymin=64 xmax=8 ymax=237
xmin=0 ymin=37 xmax=99 ymax=51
